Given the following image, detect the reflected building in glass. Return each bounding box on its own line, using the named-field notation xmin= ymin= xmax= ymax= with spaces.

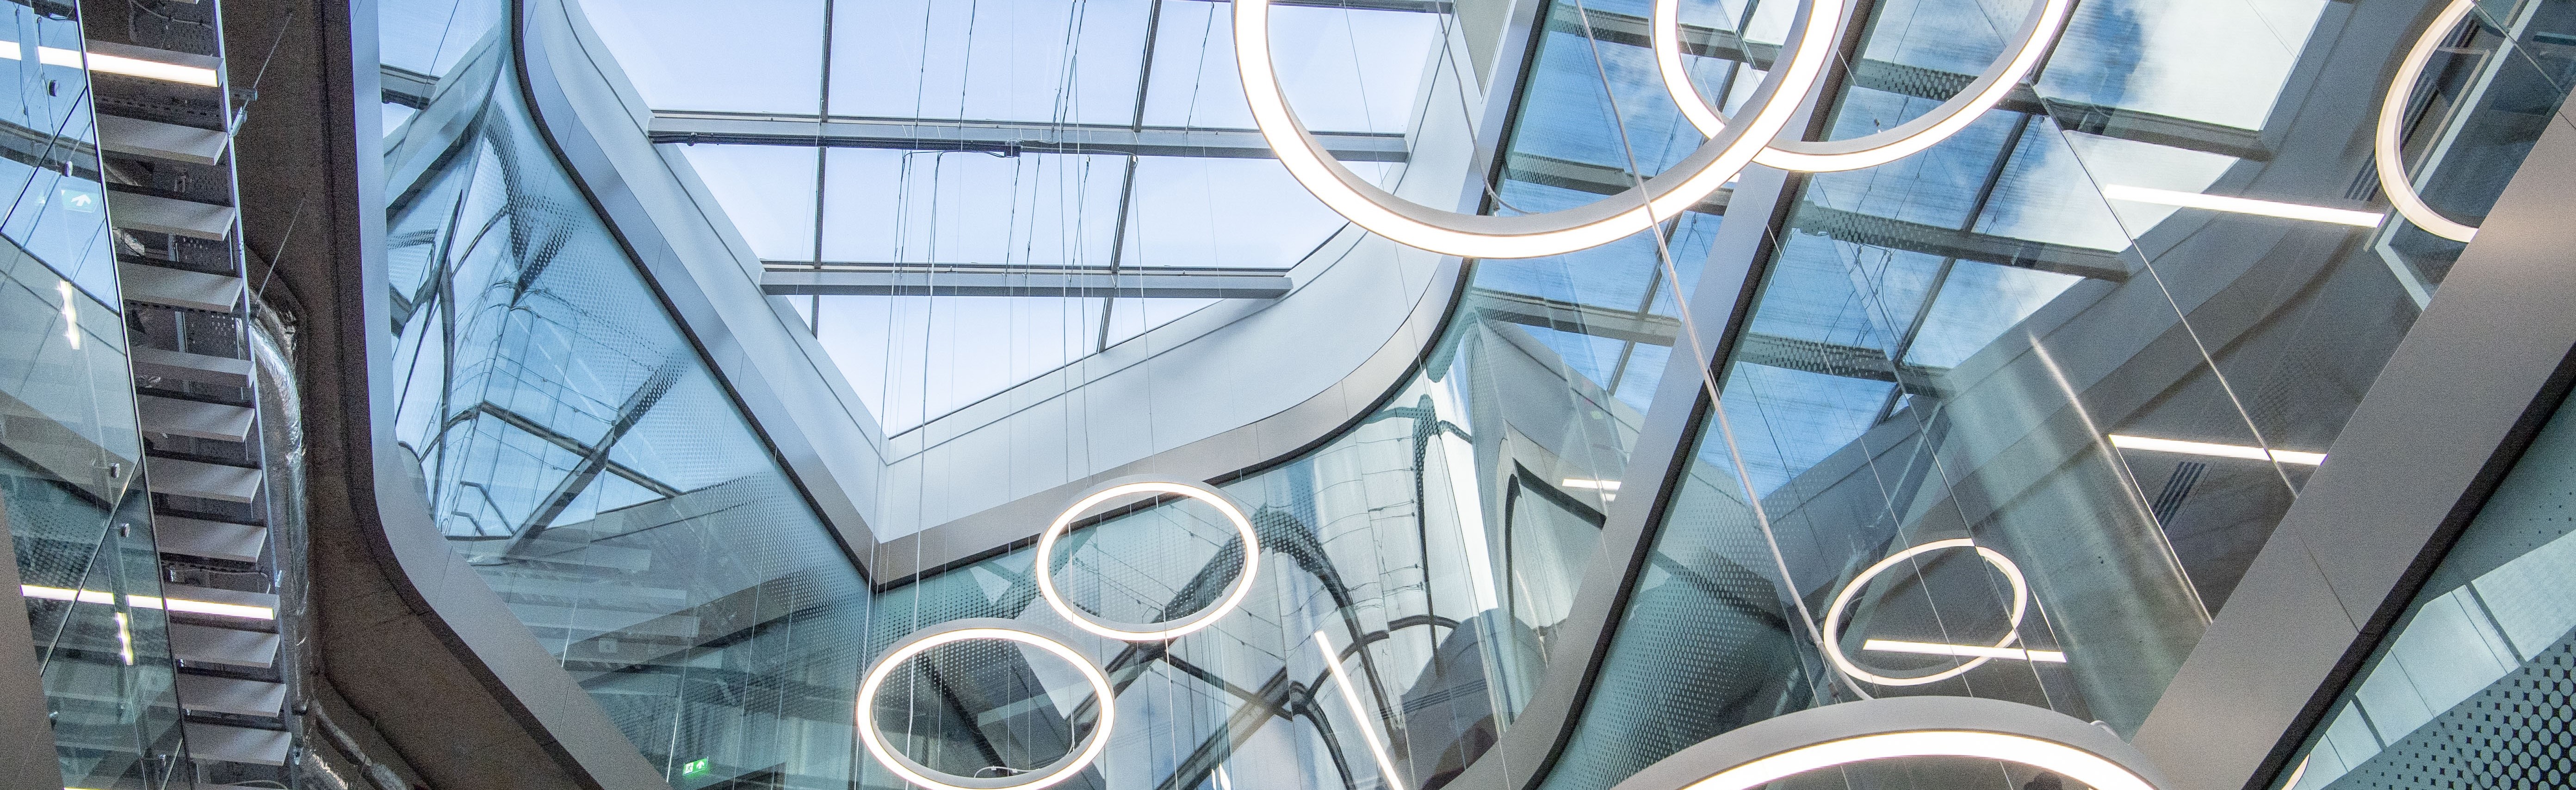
xmin=8 ymin=0 xmax=2576 ymax=789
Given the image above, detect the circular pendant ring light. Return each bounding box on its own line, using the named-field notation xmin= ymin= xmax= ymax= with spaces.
xmin=1233 ymin=0 xmax=1843 ymax=259
xmin=1821 ymin=538 xmax=2031 ymax=687
xmin=857 ymin=619 xmax=1118 ymax=790
xmin=1672 ymin=729 xmax=2156 ymax=790
xmin=1035 ymin=479 xmax=1263 ymax=642
xmin=2377 ymin=0 xmax=2482 ymax=243
xmin=1652 ymin=0 xmax=2073 ymax=172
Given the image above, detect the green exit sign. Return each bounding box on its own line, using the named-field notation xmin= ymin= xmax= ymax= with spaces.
xmin=682 ymin=758 xmax=711 ymax=777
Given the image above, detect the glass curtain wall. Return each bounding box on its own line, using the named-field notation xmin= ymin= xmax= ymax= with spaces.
xmin=1538 ymin=0 xmax=2576 ymax=788
xmin=0 ymin=0 xmax=192 ymax=786
xmin=380 ymin=14 xmax=874 ymax=787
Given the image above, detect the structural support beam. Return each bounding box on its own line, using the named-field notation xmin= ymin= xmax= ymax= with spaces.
xmin=1559 ymin=6 xmax=2270 ymax=161
xmin=761 ymin=265 xmax=1294 ymax=299
xmin=650 ymin=112 xmax=1410 ymax=162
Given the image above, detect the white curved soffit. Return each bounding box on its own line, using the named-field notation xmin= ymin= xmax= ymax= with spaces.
xmin=1608 ymin=697 xmax=2167 ymax=790
xmin=1034 ymin=478 xmax=1263 ymax=642
xmin=1653 ymin=0 xmax=2072 ymax=172
xmin=1232 ymin=0 xmax=1844 ymax=259
xmin=857 ymin=619 xmax=1119 ymax=790
xmin=2378 ymin=0 xmax=2483 ymax=243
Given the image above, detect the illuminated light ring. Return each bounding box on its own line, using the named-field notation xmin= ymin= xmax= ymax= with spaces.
xmin=1651 ymin=0 xmax=2073 ymax=172
xmin=1614 ymin=697 xmax=2163 ymax=790
xmin=857 ymin=619 xmax=1117 ymax=790
xmin=2376 ymin=0 xmax=2482 ymax=243
xmin=1821 ymin=538 xmax=2032 ymax=687
xmin=1232 ymin=0 xmax=1843 ymax=259
xmin=1035 ymin=479 xmax=1262 ymax=641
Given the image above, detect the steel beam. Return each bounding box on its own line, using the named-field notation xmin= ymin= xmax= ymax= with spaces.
xmin=649 ymin=112 xmax=1410 ymax=162
xmin=760 ymin=265 xmax=1294 ymax=299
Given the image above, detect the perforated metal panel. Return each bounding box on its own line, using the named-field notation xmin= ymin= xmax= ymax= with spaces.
xmin=2325 ymin=630 xmax=2576 ymax=790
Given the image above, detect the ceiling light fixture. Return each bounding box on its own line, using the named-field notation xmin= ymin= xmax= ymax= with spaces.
xmin=1671 ymin=729 xmax=2158 ymax=790
xmin=1234 ymin=0 xmax=1841 ymax=259
xmin=2378 ymin=0 xmax=2483 ymax=243
xmin=1035 ymin=479 xmax=1262 ymax=641
xmin=1863 ymin=639 xmax=2067 ymax=663
xmin=856 ymin=619 xmax=1117 ymax=790
xmin=1314 ymin=630 xmax=1409 ymax=790
xmin=20 ymin=585 xmax=276 ymax=620
xmin=0 ymin=41 xmax=223 ymax=87
xmin=2108 ymin=434 xmax=2324 ymax=466
xmin=1653 ymin=0 xmax=2072 ymax=172
xmin=2100 ymin=185 xmax=2383 ymax=228
xmin=1561 ymin=478 xmax=1621 ymax=490
xmin=1821 ymin=539 xmax=2041 ymax=686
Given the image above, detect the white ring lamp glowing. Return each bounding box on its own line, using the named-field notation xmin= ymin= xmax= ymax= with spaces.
xmin=2377 ymin=0 xmax=2482 ymax=243
xmin=1233 ymin=0 xmax=1844 ymax=259
xmin=1674 ymin=728 xmax=2155 ymax=790
xmin=1821 ymin=538 xmax=2032 ymax=686
xmin=1609 ymin=698 xmax=2167 ymax=790
xmin=1034 ymin=479 xmax=1263 ymax=642
xmin=856 ymin=619 xmax=1118 ymax=790
xmin=1652 ymin=0 xmax=2072 ymax=172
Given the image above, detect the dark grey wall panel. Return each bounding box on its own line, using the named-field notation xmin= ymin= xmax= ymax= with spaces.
xmin=2133 ymin=111 xmax=2576 ymax=790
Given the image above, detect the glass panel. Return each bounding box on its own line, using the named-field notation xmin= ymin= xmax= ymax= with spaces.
xmin=2 ymin=210 xmax=186 ymax=790
xmin=1120 ymin=156 xmax=1369 ymax=269
xmin=830 ymin=0 xmax=1151 ymax=125
xmin=573 ymin=0 xmax=824 ymax=113
xmin=818 ymin=148 xmax=1127 ymax=267
xmin=0 ymin=3 xmax=113 ymax=305
xmin=1140 ymin=1 xmax=1443 ymax=133
xmin=812 ymin=293 xmax=1102 ymax=432
xmin=382 ymin=29 xmax=873 ymax=787
xmin=2277 ymin=389 xmax=2576 ymax=790
xmin=381 ymin=0 xmax=510 ymax=78
xmin=675 ymin=144 xmax=819 ymax=261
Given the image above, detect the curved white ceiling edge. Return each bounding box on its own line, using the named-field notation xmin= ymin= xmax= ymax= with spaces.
xmin=1652 ymin=0 xmax=2073 ymax=172
xmin=1034 ymin=477 xmax=1263 ymax=642
xmin=1605 ymin=696 xmax=2167 ymax=790
xmin=1820 ymin=538 xmax=2033 ymax=687
xmin=1233 ymin=0 xmax=1844 ymax=259
xmin=856 ymin=619 xmax=1118 ymax=790
xmin=2378 ymin=0 xmax=2483 ymax=243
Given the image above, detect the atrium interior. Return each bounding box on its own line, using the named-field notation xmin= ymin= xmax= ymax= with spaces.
xmin=6 ymin=0 xmax=2576 ymax=789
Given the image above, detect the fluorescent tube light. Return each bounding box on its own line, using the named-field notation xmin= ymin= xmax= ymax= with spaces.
xmin=1561 ymin=478 xmax=1621 ymax=490
xmin=0 ymin=40 xmax=222 ymax=87
xmin=2101 ymin=185 xmax=2384 ymax=228
xmin=2108 ymin=434 xmax=2324 ymax=465
xmin=1864 ymin=639 xmax=2068 ymax=663
xmin=19 ymin=585 xmax=275 ymax=620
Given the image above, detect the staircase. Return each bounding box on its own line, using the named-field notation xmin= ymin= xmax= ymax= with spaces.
xmin=88 ymin=0 xmax=297 ymax=780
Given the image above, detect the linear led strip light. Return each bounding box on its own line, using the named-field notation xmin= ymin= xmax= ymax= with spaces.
xmin=20 ymin=584 xmax=277 ymax=620
xmin=2108 ymin=434 xmax=2324 ymax=466
xmin=1652 ymin=0 xmax=2074 ymax=172
xmin=0 ymin=40 xmax=222 ymax=87
xmin=855 ymin=619 xmax=1118 ymax=790
xmin=2378 ymin=0 xmax=2484 ymax=243
xmin=1821 ymin=538 xmax=2056 ymax=686
xmin=2099 ymin=185 xmax=2385 ymax=228
xmin=1034 ymin=479 xmax=1261 ymax=642
xmin=1232 ymin=0 xmax=1844 ymax=259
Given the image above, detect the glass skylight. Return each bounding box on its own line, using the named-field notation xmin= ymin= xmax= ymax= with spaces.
xmin=573 ymin=0 xmax=1451 ymax=433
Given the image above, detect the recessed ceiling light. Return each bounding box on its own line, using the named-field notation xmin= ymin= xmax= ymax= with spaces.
xmin=2101 ymin=185 xmax=2383 ymax=228
xmin=2108 ymin=434 xmax=2324 ymax=465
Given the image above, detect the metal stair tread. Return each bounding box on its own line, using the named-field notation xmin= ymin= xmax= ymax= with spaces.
xmin=130 ymin=346 xmax=253 ymax=388
xmin=118 ymin=261 xmax=242 ymax=312
xmin=146 ymin=456 xmax=261 ymax=503
xmin=168 ymin=623 xmax=278 ymax=668
xmin=106 ymin=190 xmax=235 ymax=241
xmin=183 ymin=721 xmax=290 ymax=765
xmin=96 ymin=112 xmax=227 ymax=165
xmin=137 ymin=394 xmax=255 ymax=442
xmin=155 ymin=515 xmax=266 ymax=563
xmin=176 ymin=674 xmax=285 ymax=718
